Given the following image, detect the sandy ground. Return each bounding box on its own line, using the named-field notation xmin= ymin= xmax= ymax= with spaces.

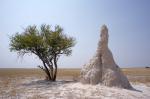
xmin=0 ymin=77 xmax=150 ymax=99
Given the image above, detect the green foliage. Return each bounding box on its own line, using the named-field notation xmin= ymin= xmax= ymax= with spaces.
xmin=10 ymin=24 xmax=75 ymax=57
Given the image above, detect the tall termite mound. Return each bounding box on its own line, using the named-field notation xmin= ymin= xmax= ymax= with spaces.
xmin=80 ymin=25 xmax=132 ymax=89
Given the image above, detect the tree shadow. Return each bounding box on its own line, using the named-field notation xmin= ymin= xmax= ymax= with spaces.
xmin=128 ymin=87 xmax=142 ymax=92
xmin=22 ymin=79 xmax=76 ymax=90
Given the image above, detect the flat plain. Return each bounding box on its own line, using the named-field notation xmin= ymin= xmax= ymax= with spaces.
xmin=0 ymin=68 xmax=150 ymax=99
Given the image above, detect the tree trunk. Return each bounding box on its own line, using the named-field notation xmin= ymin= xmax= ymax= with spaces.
xmin=53 ymin=55 xmax=57 ymax=81
xmin=37 ymin=53 xmax=53 ymax=81
xmin=42 ymin=61 xmax=52 ymax=80
xmin=38 ymin=54 xmax=58 ymax=81
xmin=47 ymin=62 xmax=54 ymax=80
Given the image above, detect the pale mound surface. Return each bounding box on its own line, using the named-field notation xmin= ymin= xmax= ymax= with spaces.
xmin=8 ymin=79 xmax=149 ymax=99
xmin=80 ymin=25 xmax=132 ymax=88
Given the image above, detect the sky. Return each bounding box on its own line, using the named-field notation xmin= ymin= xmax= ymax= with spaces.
xmin=0 ymin=0 xmax=150 ymax=68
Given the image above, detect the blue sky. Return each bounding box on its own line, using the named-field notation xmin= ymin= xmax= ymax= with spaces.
xmin=0 ymin=0 xmax=150 ymax=68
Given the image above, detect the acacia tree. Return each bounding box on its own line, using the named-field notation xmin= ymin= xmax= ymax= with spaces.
xmin=10 ymin=24 xmax=76 ymax=81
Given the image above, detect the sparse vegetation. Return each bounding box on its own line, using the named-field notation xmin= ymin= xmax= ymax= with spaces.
xmin=0 ymin=68 xmax=149 ymax=83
